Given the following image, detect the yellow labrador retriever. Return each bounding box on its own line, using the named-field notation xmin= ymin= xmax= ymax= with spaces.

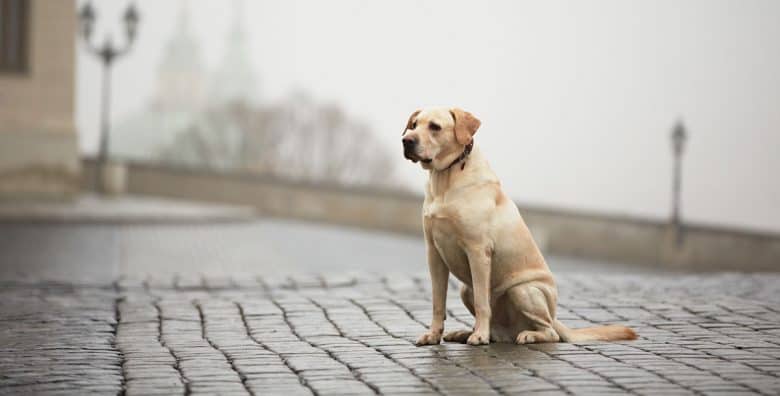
xmin=402 ymin=107 xmax=637 ymax=346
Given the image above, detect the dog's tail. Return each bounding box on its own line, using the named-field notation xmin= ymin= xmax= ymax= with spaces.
xmin=553 ymin=320 xmax=637 ymax=342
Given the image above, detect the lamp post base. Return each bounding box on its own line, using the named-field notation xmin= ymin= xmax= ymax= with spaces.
xmin=99 ymin=161 xmax=127 ymax=196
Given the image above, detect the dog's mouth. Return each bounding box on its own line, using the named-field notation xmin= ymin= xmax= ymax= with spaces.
xmin=404 ymin=152 xmax=432 ymax=164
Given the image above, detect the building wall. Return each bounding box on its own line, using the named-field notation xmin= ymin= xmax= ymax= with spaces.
xmin=0 ymin=0 xmax=80 ymax=199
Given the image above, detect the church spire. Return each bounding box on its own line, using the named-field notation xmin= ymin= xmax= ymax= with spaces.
xmin=153 ymin=0 xmax=206 ymax=111
xmin=176 ymin=0 xmax=190 ymax=34
xmin=210 ymin=0 xmax=258 ymax=106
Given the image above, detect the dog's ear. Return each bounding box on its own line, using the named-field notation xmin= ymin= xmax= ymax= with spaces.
xmin=450 ymin=108 xmax=481 ymax=145
xmin=403 ymin=109 xmax=421 ymax=134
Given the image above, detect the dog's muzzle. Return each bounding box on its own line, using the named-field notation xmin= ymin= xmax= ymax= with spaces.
xmin=403 ymin=137 xmax=419 ymax=162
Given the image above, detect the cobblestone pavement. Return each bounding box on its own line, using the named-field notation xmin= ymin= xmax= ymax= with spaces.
xmin=2 ymin=272 xmax=780 ymax=395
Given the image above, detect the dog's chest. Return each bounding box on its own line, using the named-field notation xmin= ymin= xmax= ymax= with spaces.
xmin=424 ymin=201 xmax=472 ymax=284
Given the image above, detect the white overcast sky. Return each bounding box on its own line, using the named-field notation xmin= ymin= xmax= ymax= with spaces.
xmin=77 ymin=0 xmax=780 ymax=233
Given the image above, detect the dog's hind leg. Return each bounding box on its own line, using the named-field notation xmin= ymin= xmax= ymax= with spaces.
xmin=506 ymin=283 xmax=560 ymax=344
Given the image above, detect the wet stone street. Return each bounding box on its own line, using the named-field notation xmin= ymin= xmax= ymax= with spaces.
xmin=2 ymin=272 xmax=780 ymax=395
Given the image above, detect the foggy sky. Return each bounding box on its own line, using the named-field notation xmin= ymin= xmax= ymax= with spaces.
xmin=77 ymin=0 xmax=780 ymax=233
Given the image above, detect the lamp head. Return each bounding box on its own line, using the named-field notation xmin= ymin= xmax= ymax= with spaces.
xmin=124 ymin=3 xmax=140 ymax=42
xmin=671 ymin=120 xmax=687 ymax=155
xmin=78 ymin=1 xmax=96 ymax=39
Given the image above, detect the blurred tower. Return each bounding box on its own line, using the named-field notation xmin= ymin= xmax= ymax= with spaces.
xmin=153 ymin=0 xmax=207 ymax=111
xmin=113 ymin=0 xmax=208 ymax=161
xmin=210 ymin=0 xmax=258 ymax=106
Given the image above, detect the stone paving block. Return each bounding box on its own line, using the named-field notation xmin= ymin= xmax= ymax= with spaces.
xmin=3 ymin=272 xmax=780 ymax=394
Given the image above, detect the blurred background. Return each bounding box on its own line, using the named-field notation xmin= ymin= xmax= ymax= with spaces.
xmin=1 ymin=0 xmax=778 ymax=283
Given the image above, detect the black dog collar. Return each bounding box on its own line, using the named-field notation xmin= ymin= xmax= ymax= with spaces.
xmin=444 ymin=141 xmax=474 ymax=171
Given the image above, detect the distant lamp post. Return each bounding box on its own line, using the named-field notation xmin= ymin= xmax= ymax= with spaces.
xmin=670 ymin=120 xmax=688 ymax=247
xmin=78 ymin=1 xmax=139 ymax=193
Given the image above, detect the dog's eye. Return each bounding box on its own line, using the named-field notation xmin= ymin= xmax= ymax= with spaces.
xmin=411 ymin=121 xmax=417 ymax=129
xmin=429 ymin=122 xmax=441 ymax=132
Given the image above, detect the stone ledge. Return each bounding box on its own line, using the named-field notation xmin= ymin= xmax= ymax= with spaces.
xmin=80 ymin=159 xmax=780 ymax=271
xmin=0 ymin=193 xmax=255 ymax=224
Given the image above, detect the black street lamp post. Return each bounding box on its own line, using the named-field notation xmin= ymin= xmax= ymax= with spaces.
xmin=671 ymin=120 xmax=688 ymax=247
xmin=78 ymin=1 xmax=139 ymax=193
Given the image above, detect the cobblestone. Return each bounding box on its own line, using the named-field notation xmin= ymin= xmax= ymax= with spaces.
xmin=1 ymin=272 xmax=780 ymax=395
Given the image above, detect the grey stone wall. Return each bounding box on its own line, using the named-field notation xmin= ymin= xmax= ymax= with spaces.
xmin=82 ymin=160 xmax=780 ymax=271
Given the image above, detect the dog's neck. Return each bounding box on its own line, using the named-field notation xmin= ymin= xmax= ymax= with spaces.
xmin=428 ymin=144 xmax=486 ymax=198
xmin=443 ymin=141 xmax=473 ymax=172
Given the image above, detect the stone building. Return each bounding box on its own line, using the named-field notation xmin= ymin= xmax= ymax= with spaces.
xmin=0 ymin=0 xmax=80 ymax=199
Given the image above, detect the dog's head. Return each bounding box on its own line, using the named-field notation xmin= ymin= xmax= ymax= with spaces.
xmin=401 ymin=107 xmax=481 ymax=170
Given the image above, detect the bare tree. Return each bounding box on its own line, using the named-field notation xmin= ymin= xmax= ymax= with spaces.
xmin=158 ymin=92 xmax=400 ymax=189
xmin=160 ymin=109 xmax=243 ymax=170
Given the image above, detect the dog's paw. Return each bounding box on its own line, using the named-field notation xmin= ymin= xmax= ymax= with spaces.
xmin=515 ymin=331 xmax=538 ymax=345
xmin=415 ymin=332 xmax=442 ymax=346
xmin=515 ymin=330 xmax=559 ymax=345
xmin=466 ymin=331 xmax=490 ymax=346
xmin=515 ymin=329 xmax=558 ymax=344
xmin=443 ymin=329 xmax=473 ymax=343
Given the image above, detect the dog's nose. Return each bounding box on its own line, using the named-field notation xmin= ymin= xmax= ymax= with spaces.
xmin=402 ymin=136 xmax=417 ymax=149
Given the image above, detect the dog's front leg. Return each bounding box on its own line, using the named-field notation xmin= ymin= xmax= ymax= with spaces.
xmin=465 ymin=246 xmax=492 ymax=345
xmin=416 ymin=233 xmax=449 ymax=346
